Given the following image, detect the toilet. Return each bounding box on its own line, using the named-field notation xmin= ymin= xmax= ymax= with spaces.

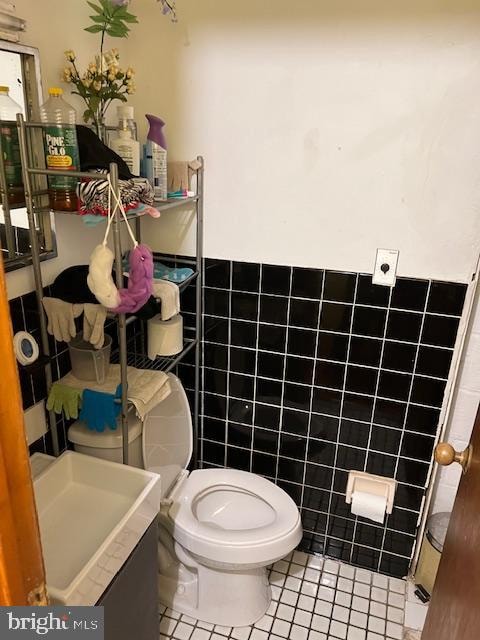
xmin=68 ymin=374 xmax=302 ymax=626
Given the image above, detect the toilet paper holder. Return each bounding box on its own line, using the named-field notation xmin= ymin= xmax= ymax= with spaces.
xmin=345 ymin=471 xmax=397 ymax=515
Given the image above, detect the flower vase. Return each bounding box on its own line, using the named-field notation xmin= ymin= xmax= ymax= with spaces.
xmin=93 ymin=111 xmax=107 ymax=143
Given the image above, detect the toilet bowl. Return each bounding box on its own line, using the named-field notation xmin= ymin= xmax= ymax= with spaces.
xmin=68 ymin=374 xmax=302 ymax=626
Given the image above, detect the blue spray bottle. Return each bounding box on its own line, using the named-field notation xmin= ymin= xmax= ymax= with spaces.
xmin=145 ymin=114 xmax=167 ymax=200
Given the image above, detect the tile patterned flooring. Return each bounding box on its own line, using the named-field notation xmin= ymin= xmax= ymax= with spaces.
xmin=159 ymin=551 xmax=406 ymax=640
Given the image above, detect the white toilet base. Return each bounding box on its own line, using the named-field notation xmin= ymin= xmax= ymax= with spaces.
xmin=159 ymin=563 xmax=271 ymax=626
xmin=158 ymin=542 xmax=272 ymax=626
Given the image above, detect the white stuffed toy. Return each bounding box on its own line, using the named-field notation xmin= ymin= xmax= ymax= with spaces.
xmin=87 ymin=244 xmax=121 ymax=309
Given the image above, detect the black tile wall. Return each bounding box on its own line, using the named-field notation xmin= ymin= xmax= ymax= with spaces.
xmin=201 ymin=258 xmax=467 ymax=577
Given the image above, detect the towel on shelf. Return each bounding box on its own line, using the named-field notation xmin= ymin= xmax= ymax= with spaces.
xmin=127 ymin=370 xmax=172 ymax=420
xmin=59 ymin=364 xmax=171 ymax=421
xmin=152 ymin=279 xmax=180 ymax=321
xmin=167 ymin=161 xmax=190 ymax=193
xmin=79 ymin=384 xmax=122 ymax=432
xmin=77 ymin=170 xmax=155 ymax=217
xmin=123 ymin=255 xmax=194 ymax=283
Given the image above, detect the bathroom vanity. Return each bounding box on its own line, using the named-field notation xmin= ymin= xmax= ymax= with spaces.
xmin=98 ymin=519 xmax=158 ymax=640
xmin=31 ymin=451 xmax=161 ymax=638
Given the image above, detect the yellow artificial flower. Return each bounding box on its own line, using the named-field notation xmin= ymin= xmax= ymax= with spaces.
xmin=125 ymin=67 xmax=134 ymax=79
xmin=64 ymin=49 xmax=76 ymax=62
xmin=92 ymin=80 xmax=102 ymax=91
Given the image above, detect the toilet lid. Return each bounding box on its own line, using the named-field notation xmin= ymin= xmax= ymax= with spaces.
xmin=142 ymin=373 xmax=192 ymax=498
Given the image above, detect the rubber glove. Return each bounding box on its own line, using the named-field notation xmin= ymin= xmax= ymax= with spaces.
xmin=42 ymin=297 xmax=83 ymax=343
xmin=79 ymin=384 xmax=122 ymax=432
xmin=46 ymin=383 xmax=83 ymax=420
xmin=83 ymin=303 xmax=107 ymax=349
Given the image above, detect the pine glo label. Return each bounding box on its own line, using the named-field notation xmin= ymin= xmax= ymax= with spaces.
xmin=44 ymin=126 xmax=80 ymax=189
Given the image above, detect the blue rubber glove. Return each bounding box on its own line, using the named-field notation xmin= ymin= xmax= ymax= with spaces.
xmin=79 ymin=384 xmax=122 ymax=432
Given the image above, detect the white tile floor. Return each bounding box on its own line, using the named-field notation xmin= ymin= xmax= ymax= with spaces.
xmin=159 ymin=551 xmax=406 ymax=640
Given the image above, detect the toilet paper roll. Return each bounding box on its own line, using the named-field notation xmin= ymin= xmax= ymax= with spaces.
xmin=148 ymin=313 xmax=183 ymax=359
xmin=351 ymin=491 xmax=387 ymax=524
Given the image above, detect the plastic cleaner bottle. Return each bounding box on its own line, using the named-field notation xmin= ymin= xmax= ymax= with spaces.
xmin=117 ymin=104 xmax=137 ymax=140
xmin=110 ymin=109 xmax=140 ymax=175
xmin=40 ymin=88 xmax=80 ymax=212
xmin=0 ymin=86 xmax=24 ymax=205
xmin=145 ymin=114 xmax=167 ymax=200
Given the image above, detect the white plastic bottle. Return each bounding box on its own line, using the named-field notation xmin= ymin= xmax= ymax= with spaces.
xmin=117 ymin=104 xmax=137 ymax=140
xmin=110 ymin=124 xmax=140 ymax=175
xmin=0 ymin=85 xmax=24 ymax=204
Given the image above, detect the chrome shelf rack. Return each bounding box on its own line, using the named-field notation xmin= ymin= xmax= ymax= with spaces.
xmin=15 ymin=113 xmax=204 ymax=467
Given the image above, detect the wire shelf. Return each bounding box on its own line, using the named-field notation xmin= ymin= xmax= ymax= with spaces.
xmin=36 ymin=196 xmax=199 ymax=217
xmin=111 ymin=338 xmax=197 ymax=373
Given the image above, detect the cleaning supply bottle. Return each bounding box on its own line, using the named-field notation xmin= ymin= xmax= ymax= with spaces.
xmin=0 ymin=86 xmax=24 ymax=205
xmin=40 ymin=87 xmax=80 ymax=212
xmin=110 ymin=110 xmax=140 ymax=175
xmin=145 ymin=114 xmax=167 ymax=200
xmin=117 ymin=104 xmax=137 ymax=140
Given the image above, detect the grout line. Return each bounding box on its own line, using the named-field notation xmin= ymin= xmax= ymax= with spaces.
xmin=249 ymin=266 xmax=263 ymax=472
xmin=204 ymin=340 xmax=451 ymax=381
xmin=378 ymin=281 xmax=433 ymax=572
xmin=299 ymin=270 xmax=325 ymax=517
xmin=358 ymin=285 xmax=393 ymax=568
xmin=202 ymin=386 xmax=445 ymax=412
xmin=203 ymin=315 xmax=457 ymax=350
xmin=223 ymin=263 xmax=233 ymax=468
xmin=323 ymin=274 xmax=359 ymax=564
xmin=274 ymin=267 xmax=293 ymax=484
xmin=204 ymin=284 xmax=462 ymax=318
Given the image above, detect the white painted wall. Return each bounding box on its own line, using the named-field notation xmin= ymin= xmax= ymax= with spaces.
xmin=128 ymin=0 xmax=480 ymax=282
xmin=6 ymin=0 xmax=480 ymax=299
xmin=431 ymin=284 xmax=480 ymax=514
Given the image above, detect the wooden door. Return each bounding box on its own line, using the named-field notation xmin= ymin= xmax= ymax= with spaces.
xmin=0 ymin=257 xmax=47 ymax=605
xmin=422 ymin=403 xmax=480 ymax=640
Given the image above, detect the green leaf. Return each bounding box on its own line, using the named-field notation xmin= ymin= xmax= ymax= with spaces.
xmin=86 ymin=1 xmax=103 ymax=15
xmin=89 ymin=95 xmax=101 ymax=112
xmin=106 ymin=24 xmax=128 ymax=37
xmin=83 ymin=109 xmax=94 ymax=122
xmin=121 ymin=12 xmax=138 ymax=23
xmin=98 ymin=0 xmax=113 ymax=17
xmin=89 ymin=14 xmax=107 ymax=23
xmin=84 ymin=24 xmax=104 ymax=33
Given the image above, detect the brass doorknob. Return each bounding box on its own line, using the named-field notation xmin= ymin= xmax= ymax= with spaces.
xmin=434 ymin=442 xmax=472 ymax=473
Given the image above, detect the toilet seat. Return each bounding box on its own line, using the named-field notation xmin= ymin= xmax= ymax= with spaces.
xmin=169 ymin=468 xmax=302 ymax=565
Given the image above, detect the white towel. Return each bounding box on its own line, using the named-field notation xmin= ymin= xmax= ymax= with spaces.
xmin=60 ymin=364 xmax=171 ymax=420
xmin=152 ymin=279 xmax=180 ymax=321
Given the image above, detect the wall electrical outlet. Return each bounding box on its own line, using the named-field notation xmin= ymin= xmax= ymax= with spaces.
xmin=372 ymin=248 xmax=399 ymax=287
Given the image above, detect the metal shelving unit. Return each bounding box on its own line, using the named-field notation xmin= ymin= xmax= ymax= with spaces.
xmin=15 ymin=113 xmax=204 ymax=467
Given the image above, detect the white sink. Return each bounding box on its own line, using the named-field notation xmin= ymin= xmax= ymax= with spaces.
xmin=32 ymin=451 xmax=161 ymax=605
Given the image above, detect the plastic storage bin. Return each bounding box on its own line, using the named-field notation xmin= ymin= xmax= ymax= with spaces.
xmin=68 ymin=334 xmax=112 ymax=384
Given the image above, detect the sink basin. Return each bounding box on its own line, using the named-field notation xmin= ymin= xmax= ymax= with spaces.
xmin=32 ymin=450 xmax=161 ymax=605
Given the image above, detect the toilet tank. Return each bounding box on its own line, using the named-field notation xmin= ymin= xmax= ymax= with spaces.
xmin=142 ymin=374 xmax=193 ymax=498
xmin=68 ymin=412 xmax=144 ymax=468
